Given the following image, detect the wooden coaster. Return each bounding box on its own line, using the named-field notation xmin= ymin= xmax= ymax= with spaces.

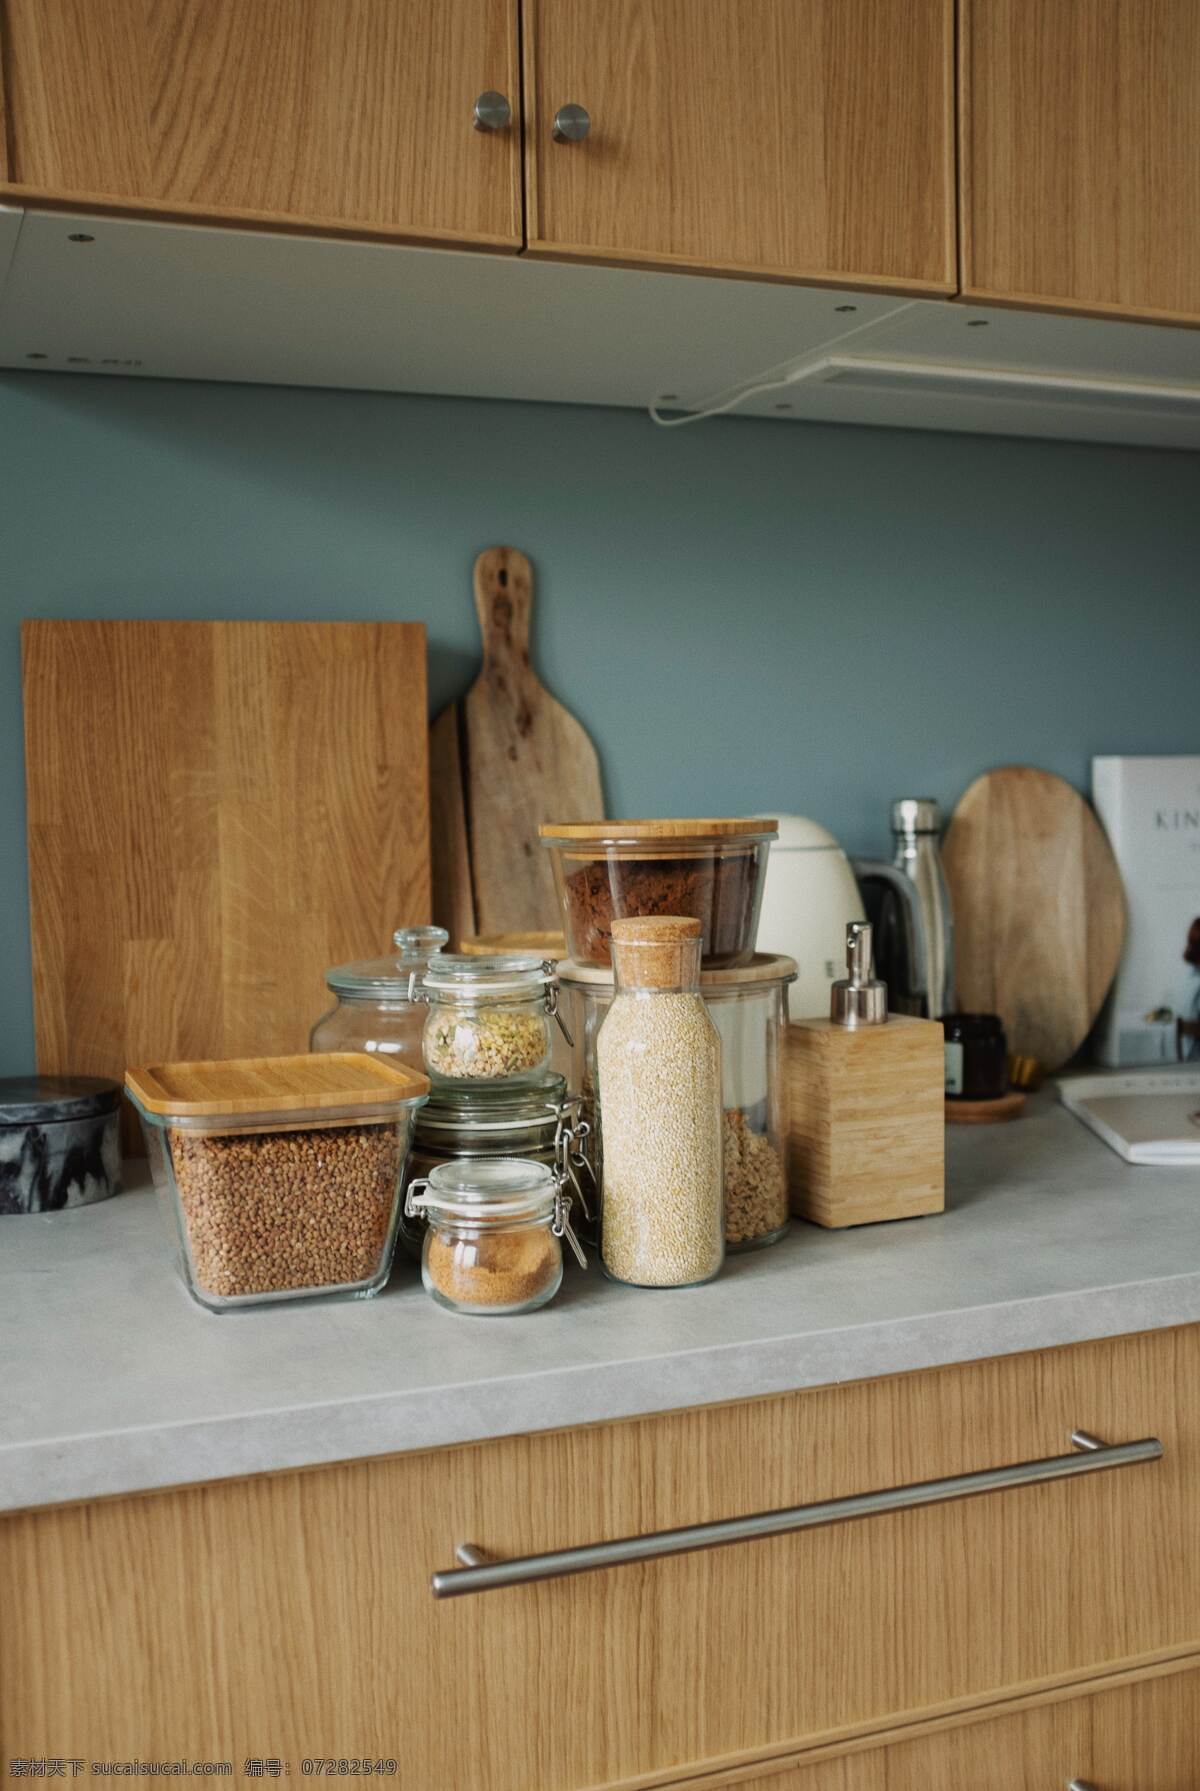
xmin=945 ymin=1091 xmax=1027 ymax=1125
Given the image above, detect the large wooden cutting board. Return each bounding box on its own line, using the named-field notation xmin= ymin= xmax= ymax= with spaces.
xmin=429 ymin=547 xmax=603 ymax=944
xmin=22 ymin=621 xmax=429 ymax=1137
xmin=942 ymin=766 xmax=1125 ymax=1072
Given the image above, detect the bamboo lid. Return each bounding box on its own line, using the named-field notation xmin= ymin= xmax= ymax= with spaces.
xmin=126 ymin=1051 xmax=429 ymax=1117
xmin=559 ymin=951 xmax=798 ymax=990
xmin=610 ymin=916 xmax=702 ymax=988
xmin=538 ymin=818 xmax=777 ymax=842
xmin=460 ymin=930 xmax=566 ymax=958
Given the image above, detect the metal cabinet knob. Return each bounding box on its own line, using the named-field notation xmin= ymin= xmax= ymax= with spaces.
xmin=552 ymin=103 xmax=590 ymax=143
xmin=473 ymin=91 xmax=512 ymax=133
xmin=1068 ymin=1781 xmax=1100 ymax=1790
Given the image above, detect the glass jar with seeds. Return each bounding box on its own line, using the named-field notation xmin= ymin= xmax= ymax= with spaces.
xmin=560 ymin=950 xmax=795 ymax=1253
xmin=702 ymin=954 xmax=795 ymax=1250
xmin=596 ymin=916 xmax=724 ymax=1288
xmin=414 ymin=955 xmax=568 ymax=1091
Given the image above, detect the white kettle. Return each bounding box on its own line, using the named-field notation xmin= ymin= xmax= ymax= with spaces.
xmin=755 ymin=815 xmax=866 ymax=1018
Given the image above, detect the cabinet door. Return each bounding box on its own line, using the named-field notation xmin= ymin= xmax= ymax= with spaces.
xmin=523 ymin=0 xmax=956 ymax=291
xmin=721 ymin=1661 xmax=1200 ymax=1790
xmin=0 ymin=0 xmax=521 ymax=246
xmin=961 ymin=0 xmax=1200 ymax=324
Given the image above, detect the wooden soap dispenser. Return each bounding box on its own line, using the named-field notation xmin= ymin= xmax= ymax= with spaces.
xmin=787 ymin=921 xmax=944 ymax=1228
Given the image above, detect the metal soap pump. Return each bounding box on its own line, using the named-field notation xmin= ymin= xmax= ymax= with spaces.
xmin=830 ymin=921 xmax=887 ymax=1027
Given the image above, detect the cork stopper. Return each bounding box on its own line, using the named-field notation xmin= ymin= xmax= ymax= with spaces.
xmin=610 ymin=916 xmax=702 ymax=990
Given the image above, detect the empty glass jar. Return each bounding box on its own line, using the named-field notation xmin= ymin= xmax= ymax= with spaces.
xmin=398 ymin=1071 xmax=592 ymax=1258
xmin=405 ymin=1158 xmax=583 ymax=1316
xmin=416 ymin=955 xmax=565 ymax=1091
xmin=310 ymin=926 xmax=448 ymax=1073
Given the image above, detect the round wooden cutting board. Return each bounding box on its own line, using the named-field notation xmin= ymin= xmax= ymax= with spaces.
xmin=942 ymin=767 xmax=1126 ymax=1073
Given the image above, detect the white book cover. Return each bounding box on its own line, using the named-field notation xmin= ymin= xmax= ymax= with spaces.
xmin=1059 ymin=1069 xmax=1200 ymax=1164
xmin=1092 ymin=755 xmax=1200 ymax=1066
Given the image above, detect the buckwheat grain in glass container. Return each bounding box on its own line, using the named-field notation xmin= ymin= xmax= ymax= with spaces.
xmin=414 ymin=954 xmax=569 ymax=1091
xmin=596 ymin=916 xmax=724 ymax=1288
xmin=125 ymin=1052 xmax=429 ymax=1312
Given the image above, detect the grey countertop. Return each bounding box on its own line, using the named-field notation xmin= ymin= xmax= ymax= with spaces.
xmin=4 ymin=1096 xmax=1200 ymax=1514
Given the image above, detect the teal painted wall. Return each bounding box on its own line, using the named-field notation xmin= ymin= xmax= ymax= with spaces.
xmin=2 ymin=369 xmax=1198 ymax=1073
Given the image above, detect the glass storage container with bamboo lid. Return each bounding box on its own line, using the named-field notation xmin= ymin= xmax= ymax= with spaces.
xmin=126 ymin=1052 xmax=429 ymax=1312
xmin=398 ymin=1071 xmax=593 ymax=1258
xmin=309 ymin=925 xmax=448 ymax=1071
xmin=413 ymin=954 xmax=568 ymax=1090
xmin=538 ymin=818 xmax=778 ymax=969
xmin=405 ymin=1157 xmax=585 ymax=1316
xmin=560 ymin=951 xmax=796 ymax=1252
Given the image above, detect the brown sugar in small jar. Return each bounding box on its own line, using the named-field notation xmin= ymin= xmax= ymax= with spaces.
xmin=405 ymin=1158 xmax=584 ymax=1316
xmin=539 ymin=820 xmax=777 ymax=968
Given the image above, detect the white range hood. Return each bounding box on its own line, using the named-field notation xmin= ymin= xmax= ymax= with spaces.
xmin=1 ymin=205 xmax=1198 ymax=449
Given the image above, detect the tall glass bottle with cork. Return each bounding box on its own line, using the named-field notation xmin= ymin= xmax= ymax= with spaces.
xmin=596 ymin=915 xmax=724 ymax=1288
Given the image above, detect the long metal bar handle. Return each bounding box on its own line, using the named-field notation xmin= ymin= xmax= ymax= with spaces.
xmin=430 ymin=1429 xmax=1162 ymax=1600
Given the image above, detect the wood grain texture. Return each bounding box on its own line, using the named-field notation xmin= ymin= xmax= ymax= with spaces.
xmin=942 ymin=767 xmax=1126 ymax=1073
xmin=960 ymin=0 xmax=1200 ymax=324
xmin=787 ymin=1014 xmax=944 ymax=1226
xmin=429 ymin=548 xmax=604 ymax=940
xmin=125 ymin=1052 xmax=428 ymax=1117
xmin=524 ymin=0 xmax=956 ymax=290
xmin=543 ymin=819 xmax=771 ymax=840
xmin=3 ymin=1327 xmax=1198 ymax=1787
xmin=944 ymin=1090 xmax=1027 ymax=1125
xmin=22 ymin=622 xmax=429 ymax=1145
xmin=461 ymin=929 xmax=566 ymax=955
xmin=0 ymin=0 xmax=521 ymax=244
xmin=0 ymin=8 xmax=10 ymax=184
xmin=428 ymin=699 xmax=478 ymax=948
xmin=717 ymin=1659 xmax=1200 ymax=1789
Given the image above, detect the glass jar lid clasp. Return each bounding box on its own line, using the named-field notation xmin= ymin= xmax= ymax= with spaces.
xmin=552 ymin=1185 xmax=588 ymax=1269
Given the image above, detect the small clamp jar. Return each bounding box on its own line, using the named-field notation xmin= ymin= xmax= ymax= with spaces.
xmin=412 ymin=955 xmax=571 ymax=1091
xmin=397 ymin=1071 xmax=594 ymax=1258
xmin=405 ymin=1157 xmax=586 ymax=1316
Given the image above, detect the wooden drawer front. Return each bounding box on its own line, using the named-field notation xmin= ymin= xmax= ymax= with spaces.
xmin=2 ymin=1328 xmax=1198 ymax=1791
xmin=722 ymin=1659 xmax=1200 ymax=1789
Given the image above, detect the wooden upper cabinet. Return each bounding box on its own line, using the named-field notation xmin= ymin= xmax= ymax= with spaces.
xmin=0 ymin=0 xmax=521 ymax=247
xmin=961 ymin=0 xmax=1200 ymax=324
xmin=523 ymin=0 xmax=957 ymax=291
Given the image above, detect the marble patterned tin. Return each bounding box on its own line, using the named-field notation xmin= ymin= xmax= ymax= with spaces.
xmin=0 ymin=1077 xmax=122 ymax=1215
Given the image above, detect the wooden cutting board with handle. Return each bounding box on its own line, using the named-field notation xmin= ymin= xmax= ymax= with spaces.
xmin=22 ymin=619 xmax=430 ymax=1146
xmin=429 ymin=547 xmax=604 ymax=944
xmin=942 ymin=766 xmax=1126 ymax=1073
